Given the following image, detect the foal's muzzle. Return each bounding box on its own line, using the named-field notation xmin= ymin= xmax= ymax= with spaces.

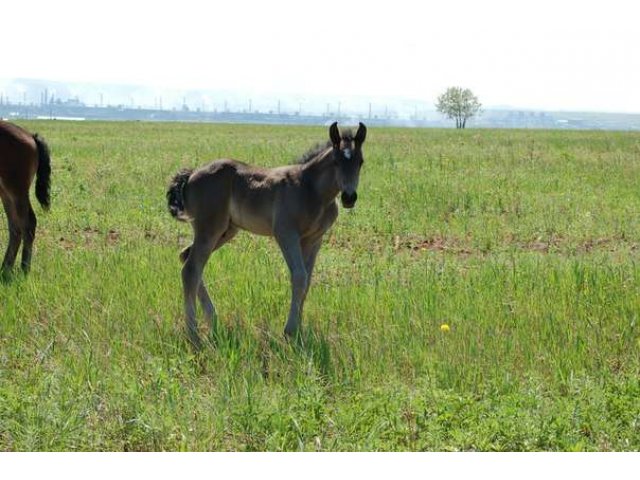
xmin=341 ymin=191 xmax=358 ymax=209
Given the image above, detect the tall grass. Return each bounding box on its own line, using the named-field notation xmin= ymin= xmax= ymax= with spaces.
xmin=1 ymin=122 xmax=639 ymax=450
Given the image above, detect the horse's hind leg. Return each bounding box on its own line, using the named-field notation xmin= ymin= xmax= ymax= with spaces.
xmin=181 ymin=224 xmax=238 ymax=334
xmin=181 ymin=245 xmax=216 ymax=332
xmin=18 ymin=199 xmax=37 ymax=273
xmin=200 ymin=225 xmax=238 ymax=332
xmin=1 ymin=197 xmax=23 ymax=278
xmin=181 ymin=224 xmax=227 ymax=349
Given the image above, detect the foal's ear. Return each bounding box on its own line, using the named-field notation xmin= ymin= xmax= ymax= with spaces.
xmin=355 ymin=122 xmax=367 ymax=145
xmin=329 ymin=122 xmax=341 ymax=148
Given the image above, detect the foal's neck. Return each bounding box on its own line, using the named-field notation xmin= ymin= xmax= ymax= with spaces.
xmin=301 ymin=148 xmax=340 ymax=205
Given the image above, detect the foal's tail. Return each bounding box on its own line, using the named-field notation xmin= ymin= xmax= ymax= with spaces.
xmin=167 ymin=168 xmax=194 ymax=221
xmin=33 ymin=134 xmax=52 ymax=210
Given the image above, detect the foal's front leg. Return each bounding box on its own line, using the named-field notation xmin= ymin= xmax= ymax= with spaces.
xmin=301 ymin=236 xmax=323 ymax=303
xmin=301 ymin=205 xmax=336 ymax=302
xmin=274 ymin=229 xmax=307 ymax=336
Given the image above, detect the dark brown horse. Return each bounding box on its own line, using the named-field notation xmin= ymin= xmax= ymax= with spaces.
xmin=0 ymin=121 xmax=51 ymax=277
xmin=167 ymin=122 xmax=366 ymax=348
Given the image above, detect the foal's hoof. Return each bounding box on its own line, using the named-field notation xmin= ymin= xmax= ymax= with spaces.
xmin=1 ymin=268 xmax=14 ymax=284
xmin=283 ymin=328 xmax=302 ymax=344
xmin=186 ymin=332 xmax=204 ymax=352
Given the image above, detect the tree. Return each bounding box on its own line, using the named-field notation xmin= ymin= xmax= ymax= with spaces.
xmin=436 ymin=87 xmax=482 ymax=129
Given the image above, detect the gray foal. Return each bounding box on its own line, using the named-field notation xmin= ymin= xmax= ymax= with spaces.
xmin=167 ymin=122 xmax=367 ymax=348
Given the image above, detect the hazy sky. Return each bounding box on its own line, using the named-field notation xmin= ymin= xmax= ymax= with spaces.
xmin=4 ymin=0 xmax=640 ymax=112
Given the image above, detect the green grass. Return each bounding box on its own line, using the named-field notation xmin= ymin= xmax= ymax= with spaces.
xmin=1 ymin=121 xmax=639 ymax=451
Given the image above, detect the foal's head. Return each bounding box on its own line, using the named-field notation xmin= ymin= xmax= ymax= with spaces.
xmin=329 ymin=121 xmax=367 ymax=209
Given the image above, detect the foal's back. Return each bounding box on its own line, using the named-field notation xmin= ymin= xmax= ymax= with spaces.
xmin=186 ymin=158 xmax=303 ymax=236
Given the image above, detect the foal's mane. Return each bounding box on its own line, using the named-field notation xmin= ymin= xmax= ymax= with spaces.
xmin=296 ymin=141 xmax=331 ymax=164
xmin=295 ymin=128 xmax=354 ymax=165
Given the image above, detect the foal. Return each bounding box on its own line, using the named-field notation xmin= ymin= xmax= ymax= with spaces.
xmin=167 ymin=122 xmax=367 ymax=348
xmin=0 ymin=121 xmax=51 ymax=277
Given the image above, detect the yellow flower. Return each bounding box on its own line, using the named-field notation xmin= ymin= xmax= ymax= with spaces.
xmin=440 ymin=324 xmax=450 ymax=333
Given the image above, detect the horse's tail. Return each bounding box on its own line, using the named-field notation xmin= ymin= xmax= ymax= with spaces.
xmin=167 ymin=168 xmax=193 ymax=222
xmin=33 ymin=134 xmax=52 ymax=210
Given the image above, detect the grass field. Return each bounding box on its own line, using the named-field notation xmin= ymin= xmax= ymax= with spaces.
xmin=1 ymin=121 xmax=639 ymax=451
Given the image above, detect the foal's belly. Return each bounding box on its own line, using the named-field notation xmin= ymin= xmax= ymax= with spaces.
xmin=229 ymin=197 xmax=274 ymax=236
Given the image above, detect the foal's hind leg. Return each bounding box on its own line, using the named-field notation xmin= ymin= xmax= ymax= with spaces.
xmin=181 ymin=222 xmax=228 ymax=349
xmin=180 ymin=224 xmax=238 ymax=333
xmin=1 ymin=196 xmax=23 ymax=277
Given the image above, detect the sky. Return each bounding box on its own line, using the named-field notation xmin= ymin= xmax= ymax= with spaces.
xmin=3 ymin=0 xmax=640 ymax=113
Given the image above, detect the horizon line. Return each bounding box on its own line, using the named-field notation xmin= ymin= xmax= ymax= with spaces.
xmin=2 ymin=77 xmax=640 ymax=117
